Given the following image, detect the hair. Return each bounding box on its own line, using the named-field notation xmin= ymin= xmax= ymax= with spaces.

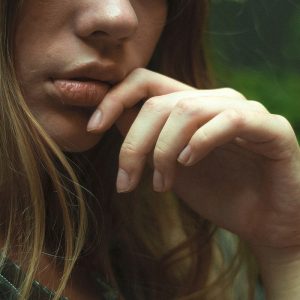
xmin=0 ymin=0 xmax=258 ymax=299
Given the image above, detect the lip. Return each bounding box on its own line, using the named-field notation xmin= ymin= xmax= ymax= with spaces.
xmin=52 ymin=79 xmax=111 ymax=107
xmin=51 ymin=62 xmax=125 ymax=107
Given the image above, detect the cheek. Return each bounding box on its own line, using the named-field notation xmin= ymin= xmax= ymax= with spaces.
xmin=14 ymin=0 xmax=71 ymax=81
xmin=130 ymin=6 xmax=167 ymax=66
xmin=12 ymin=0 xmax=167 ymax=153
xmin=135 ymin=1 xmax=167 ymax=39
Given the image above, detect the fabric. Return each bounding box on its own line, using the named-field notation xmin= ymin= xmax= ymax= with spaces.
xmin=0 ymin=256 xmax=118 ymax=300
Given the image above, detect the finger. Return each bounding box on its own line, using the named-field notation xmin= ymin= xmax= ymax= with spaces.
xmin=177 ymin=110 xmax=298 ymax=167
xmin=117 ymin=97 xmax=269 ymax=192
xmin=86 ymin=68 xmax=251 ymax=133
xmin=87 ymin=68 xmax=194 ymax=132
xmin=116 ymin=93 xmax=198 ymax=193
xmin=151 ymin=99 xmax=268 ymax=191
xmin=115 ymin=98 xmax=268 ymax=138
xmin=114 ymin=92 xmax=197 ymax=138
xmin=114 ymin=94 xmax=263 ymax=139
xmin=116 ymin=96 xmax=173 ymax=192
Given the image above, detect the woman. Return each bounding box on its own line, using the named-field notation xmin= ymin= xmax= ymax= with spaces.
xmin=1 ymin=0 xmax=300 ymax=299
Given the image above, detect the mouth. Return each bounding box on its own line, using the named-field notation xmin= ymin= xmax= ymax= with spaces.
xmin=50 ymin=62 xmax=125 ymax=108
xmin=52 ymin=77 xmax=112 ymax=108
xmin=69 ymin=77 xmax=99 ymax=82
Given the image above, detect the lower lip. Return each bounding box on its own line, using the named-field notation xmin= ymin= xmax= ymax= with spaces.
xmin=52 ymin=79 xmax=111 ymax=107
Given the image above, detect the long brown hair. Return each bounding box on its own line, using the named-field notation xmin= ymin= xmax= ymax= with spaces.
xmin=0 ymin=0 xmax=256 ymax=299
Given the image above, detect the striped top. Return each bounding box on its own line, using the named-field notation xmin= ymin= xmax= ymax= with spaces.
xmin=0 ymin=256 xmax=119 ymax=300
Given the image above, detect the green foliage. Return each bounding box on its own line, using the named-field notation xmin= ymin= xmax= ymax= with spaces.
xmin=213 ymin=66 xmax=300 ymax=140
xmin=209 ymin=0 xmax=300 ymax=141
xmin=283 ymin=11 xmax=300 ymax=68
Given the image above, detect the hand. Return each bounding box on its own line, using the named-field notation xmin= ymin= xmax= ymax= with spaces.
xmin=87 ymin=68 xmax=300 ymax=251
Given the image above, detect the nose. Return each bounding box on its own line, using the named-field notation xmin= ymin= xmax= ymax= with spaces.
xmin=75 ymin=0 xmax=139 ymax=42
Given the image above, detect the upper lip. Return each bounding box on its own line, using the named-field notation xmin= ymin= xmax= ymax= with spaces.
xmin=53 ymin=62 xmax=126 ymax=86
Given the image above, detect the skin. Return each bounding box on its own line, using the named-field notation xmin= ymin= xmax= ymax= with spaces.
xmin=14 ymin=0 xmax=167 ymax=298
xmin=14 ymin=0 xmax=167 ymax=152
xmin=91 ymin=69 xmax=300 ymax=298
xmin=14 ymin=0 xmax=300 ymax=298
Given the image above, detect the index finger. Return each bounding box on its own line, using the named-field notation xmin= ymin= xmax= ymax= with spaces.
xmin=86 ymin=68 xmax=195 ymax=132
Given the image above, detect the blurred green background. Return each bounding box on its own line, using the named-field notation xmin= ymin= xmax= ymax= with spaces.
xmin=209 ymin=0 xmax=300 ymax=141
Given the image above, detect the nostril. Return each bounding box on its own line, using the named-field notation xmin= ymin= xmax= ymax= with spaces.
xmin=74 ymin=4 xmax=138 ymax=41
xmin=90 ymin=31 xmax=107 ymax=38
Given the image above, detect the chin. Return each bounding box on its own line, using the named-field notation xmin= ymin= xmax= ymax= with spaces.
xmin=55 ymin=131 xmax=104 ymax=153
xmin=36 ymin=108 xmax=104 ymax=153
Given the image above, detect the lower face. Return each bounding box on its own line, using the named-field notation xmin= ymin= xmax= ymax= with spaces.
xmin=14 ymin=0 xmax=167 ymax=152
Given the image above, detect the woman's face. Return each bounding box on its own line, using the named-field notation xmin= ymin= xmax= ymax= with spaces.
xmin=14 ymin=0 xmax=167 ymax=152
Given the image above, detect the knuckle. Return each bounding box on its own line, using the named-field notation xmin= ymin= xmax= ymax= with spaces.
xmin=197 ymin=128 xmax=210 ymax=145
xmin=273 ymin=114 xmax=290 ymax=127
xmin=107 ymin=92 xmax=120 ymax=105
xmin=107 ymin=93 xmax=125 ymax=111
xmin=131 ymin=67 xmax=146 ymax=78
xmin=224 ymin=109 xmax=246 ymax=127
xmin=273 ymin=114 xmax=295 ymax=139
xmin=248 ymin=100 xmax=268 ymax=112
xmin=175 ymin=98 xmax=200 ymax=117
xmin=142 ymin=97 xmax=166 ymax=113
xmin=220 ymin=87 xmax=246 ymax=100
xmin=120 ymin=140 xmax=141 ymax=157
xmin=266 ymin=115 xmax=297 ymax=159
xmin=153 ymin=142 xmax=170 ymax=164
xmin=129 ymin=68 xmax=149 ymax=85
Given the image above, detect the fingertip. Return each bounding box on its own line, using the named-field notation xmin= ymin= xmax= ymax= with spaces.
xmin=177 ymin=145 xmax=192 ymax=165
xmin=116 ymin=168 xmax=131 ymax=193
xmin=87 ymin=109 xmax=103 ymax=132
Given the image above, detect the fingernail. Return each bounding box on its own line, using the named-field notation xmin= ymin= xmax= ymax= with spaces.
xmin=153 ymin=169 xmax=164 ymax=192
xmin=116 ymin=168 xmax=131 ymax=193
xmin=177 ymin=145 xmax=192 ymax=165
xmin=87 ymin=109 xmax=102 ymax=132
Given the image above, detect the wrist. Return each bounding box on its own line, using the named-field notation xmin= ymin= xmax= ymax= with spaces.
xmin=252 ymin=245 xmax=300 ymax=300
